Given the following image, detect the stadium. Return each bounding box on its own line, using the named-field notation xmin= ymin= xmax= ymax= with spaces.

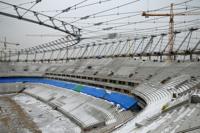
xmin=0 ymin=0 xmax=200 ymax=133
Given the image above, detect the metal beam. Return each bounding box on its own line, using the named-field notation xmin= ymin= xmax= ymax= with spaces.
xmin=0 ymin=1 xmax=81 ymax=37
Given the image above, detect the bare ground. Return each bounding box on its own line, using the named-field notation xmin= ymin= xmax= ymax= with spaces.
xmin=0 ymin=96 xmax=42 ymax=133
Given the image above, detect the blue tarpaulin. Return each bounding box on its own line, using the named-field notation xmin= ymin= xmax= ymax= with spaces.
xmin=104 ymin=92 xmax=138 ymax=109
xmin=81 ymin=86 xmax=106 ymax=98
xmin=0 ymin=77 xmax=138 ymax=110
xmin=0 ymin=77 xmax=42 ymax=83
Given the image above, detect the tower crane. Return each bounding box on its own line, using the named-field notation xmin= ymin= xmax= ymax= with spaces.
xmin=142 ymin=3 xmax=200 ymax=61
xmin=0 ymin=37 xmax=20 ymax=49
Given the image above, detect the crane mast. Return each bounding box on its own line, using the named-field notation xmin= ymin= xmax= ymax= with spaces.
xmin=169 ymin=3 xmax=174 ymax=61
xmin=142 ymin=3 xmax=175 ymax=61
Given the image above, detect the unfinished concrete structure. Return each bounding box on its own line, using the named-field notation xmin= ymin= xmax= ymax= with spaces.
xmin=0 ymin=0 xmax=200 ymax=132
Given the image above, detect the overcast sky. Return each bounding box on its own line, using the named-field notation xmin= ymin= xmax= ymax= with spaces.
xmin=0 ymin=0 xmax=199 ymax=50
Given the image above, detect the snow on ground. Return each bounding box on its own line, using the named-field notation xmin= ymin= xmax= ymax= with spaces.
xmin=13 ymin=94 xmax=81 ymax=133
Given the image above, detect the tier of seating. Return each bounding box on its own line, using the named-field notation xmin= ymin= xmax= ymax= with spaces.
xmin=1 ymin=59 xmax=197 ymax=76
xmin=13 ymin=93 xmax=82 ymax=133
xmin=23 ymin=84 xmax=135 ymax=131
xmin=135 ymin=103 xmax=200 ymax=133
xmin=1 ymin=59 xmax=199 ymax=95
xmin=0 ymin=77 xmax=138 ymax=110
xmin=112 ymin=75 xmax=200 ymax=133
xmin=0 ymin=83 xmax=24 ymax=94
xmin=1 ymin=58 xmax=200 ymax=133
